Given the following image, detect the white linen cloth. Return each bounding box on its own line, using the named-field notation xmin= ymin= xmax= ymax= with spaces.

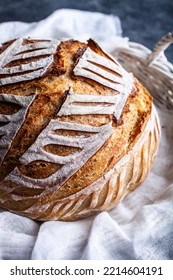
xmin=0 ymin=9 xmax=172 ymax=260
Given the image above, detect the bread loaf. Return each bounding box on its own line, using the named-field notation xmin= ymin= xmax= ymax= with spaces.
xmin=0 ymin=38 xmax=160 ymax=221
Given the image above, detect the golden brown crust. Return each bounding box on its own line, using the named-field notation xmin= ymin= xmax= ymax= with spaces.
xmin=0 ymin=38 xmax=159 ymax=221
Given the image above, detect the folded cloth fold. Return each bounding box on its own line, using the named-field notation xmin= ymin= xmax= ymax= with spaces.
xmin=0 ymin=9 xmax=172 ymax=260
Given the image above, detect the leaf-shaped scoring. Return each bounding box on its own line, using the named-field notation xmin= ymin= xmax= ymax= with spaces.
xmin=7 ymin=122 xmax=113 ymax=190
xmin=58 ymin=88 xmax=123 ymax=119
xmin=4 ymin=42 xmax=134 ymax=195
xmin=73 ymin=47 xmax=133 ymax=119
xmin=0 ymin=93 xmax=35 ymax=164
xmin=0 ymin=38 xmax=60 ymax=86
xmin=6 ymin=87 xmax=120 ymax=191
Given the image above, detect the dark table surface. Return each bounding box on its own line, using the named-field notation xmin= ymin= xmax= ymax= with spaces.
xmin=0 ymin=0 xmax=172 ymax=60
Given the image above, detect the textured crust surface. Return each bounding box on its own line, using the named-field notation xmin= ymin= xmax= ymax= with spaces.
xmin=0 ymin=38 xmax=160 ymax=221
xmin=41 ymin=105 xmax=160 ymax=221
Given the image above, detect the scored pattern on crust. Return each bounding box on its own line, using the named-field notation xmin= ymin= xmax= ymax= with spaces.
xmin=6 ymin=123 xmax=112 ymax=189
xmin=0 ymin=39 xmax=141 ymax=221
xmin=0 ymin=38 xmax=60 ymax=86
xmin=0 ymin=93 xmax=35 ymax=164
xmin=73 ymin=47 xmax=133 ymax=119
xmin=1 ymin=105 xmax=160 ymax=221
xmin=5 ymin=88 xmax=115 ymax=190
xmin=32 ymin=107 xmax=161 ymax=220
xmin=20 ymin=121 xmax=112 ymax=165
xmin=58 ymin=88 xmax=122 ymax=118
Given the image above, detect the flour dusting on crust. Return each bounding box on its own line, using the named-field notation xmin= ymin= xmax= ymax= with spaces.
xmin=0 ymin=38 xmax=60 ymax=85
xmin=6 ymin=87 xmax=114 ymax=190
xmin=73 ymin=46 xmax=133 ymax=119
xmin=0 ymin=93 xmax=35 ymax=164
xmin=0 ymin=38 xmax=135 ymax=195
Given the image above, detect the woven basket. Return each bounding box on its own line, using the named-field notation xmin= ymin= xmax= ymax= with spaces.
xmin=112 ymin=32 xmax=173 ymax=112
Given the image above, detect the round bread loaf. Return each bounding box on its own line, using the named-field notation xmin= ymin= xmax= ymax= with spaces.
xmin=0 ymin=38 xmax=160 ymax=221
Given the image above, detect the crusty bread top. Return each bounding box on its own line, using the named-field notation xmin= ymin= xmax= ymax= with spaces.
xmin=0 ymin=38 xmax=152 ymax=205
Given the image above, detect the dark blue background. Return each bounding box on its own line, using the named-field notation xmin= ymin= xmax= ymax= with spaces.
xmin=0 ymin=0 xmax=172 ymax=60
